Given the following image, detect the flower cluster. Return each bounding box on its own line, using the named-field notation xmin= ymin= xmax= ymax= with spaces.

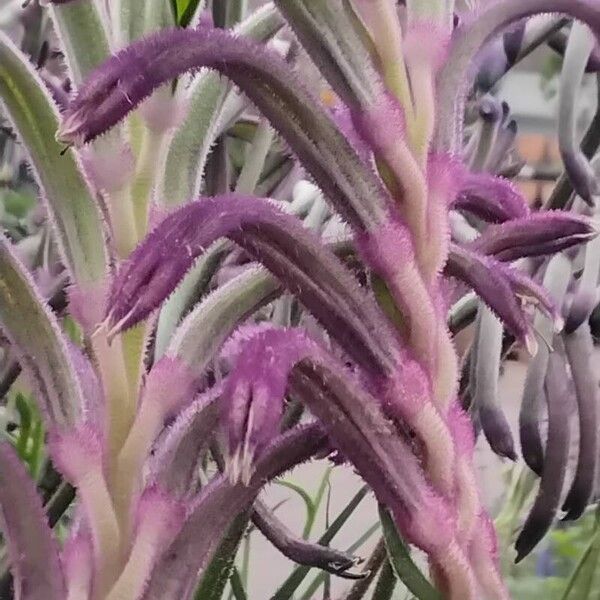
xmin=0 ymin=1 xmax=599 ymax=599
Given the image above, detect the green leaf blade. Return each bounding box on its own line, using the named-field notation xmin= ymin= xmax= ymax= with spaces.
xmin=0 ymin=234 xmax=85 ymax=428
xmin=379 ymin=506 xmax=442 ymax=600
xmin=0 ymin=32 xmax=108 ymax=284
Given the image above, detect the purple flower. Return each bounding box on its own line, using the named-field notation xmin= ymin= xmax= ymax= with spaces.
xmin=472 ymin=212 xmax=598 ymax=262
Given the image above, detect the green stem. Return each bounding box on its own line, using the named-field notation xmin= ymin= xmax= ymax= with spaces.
xmin=372 ymin=559 xmax=396 ymax=600
xmin=130 ymin=126 xmax=166 ymax=235
xmin=355 ymin=0 xmax=414 ymax=122
xmin=235 ymin=119 xmax=274 ymax=194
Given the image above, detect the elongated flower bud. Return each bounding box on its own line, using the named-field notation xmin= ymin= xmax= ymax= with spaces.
xmin=472 ymin=212 xmax=598 ymax=262
xmin=453 ymin=171 xmax=528 ymax=223
xmin=516 ymin=349 xmax=571 ymax=562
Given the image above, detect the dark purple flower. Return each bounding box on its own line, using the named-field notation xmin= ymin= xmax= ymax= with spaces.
xmin=471 ymin=212 xmax=598 ymax=262
xmin=453 ymin=171 xmax=528 ymax=223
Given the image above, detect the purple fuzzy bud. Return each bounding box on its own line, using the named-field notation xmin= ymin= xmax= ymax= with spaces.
xmin=447 ymin=244 xmax=539 ymax=350
xmin=453 ymin=171 xmax=529 ymax=223
xmin=222 ymin=324 xmax=449 ymax=555
xmin=61 ymin=26 xmax=391 ymax=231
xmin=472 ymin=211 xmax=598 ymax=261
xmin=223 ymin=328 xmax=319 ymax=483
xmin=108 ymin=194 xmax=398 ymax=377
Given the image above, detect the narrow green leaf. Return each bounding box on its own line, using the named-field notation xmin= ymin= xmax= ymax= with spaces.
xmin=194 ymin=512 xmax=250 ymax=600
xmin=271 ymin=486 xmax=369 ymax=600
xmin=0 ymin=234 xmax=85 ymax=428
xmin=28 ymin=415 xmax=44 ymax=479
xmin=154 ymin=240 xmax=230 ymax=359
xmin=372 ymin=559 xmax=396 ymax=600
xmin=273 ymin=0 xmax=380 ymax=108
xmin=300 ymin=522 xmax=380 ymax=600
xmin=166 ymin=266 xmax=280 ymax=370
xmin=379 ymin=506 xmax=442 ymax=600
xmin=14 ymin=392 xmax=31 ymax=459
xmin=304 ymin=467 xmax=333 ymax=539
xmin=171 ymin=0 xmax=179 ymax=23
xmin=235 ymin=119 xmax=274 ymax=194
xmin=0 ymin=33 xmax=107 ymax=284
xmin=276 ymin=479 xmax=316 ymax=538
xmin=179 ymin=0 xmax=207 ymax=27
xmin=229 ymin=567 xmax=249 ymax=600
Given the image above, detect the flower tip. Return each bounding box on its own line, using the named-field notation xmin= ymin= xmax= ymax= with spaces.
xmin=226 ymin=447 xmax=254 ymax=486
xmin=104 ymin=302 xmax=139 ymax=341
xmin=513 ymin=548 xmax=527 ymax=565
xmin=525 ymin=332 xmax=538 ymax=357
xmin=57 ymin=111 xmax=86 ymax=146
xmin=329 ymin=555 xmax=367 ymax=579
xmin=561 ymin=509 xmax=582 ymax=523
xmin=554 ymin=315 xmax=565 ymax=333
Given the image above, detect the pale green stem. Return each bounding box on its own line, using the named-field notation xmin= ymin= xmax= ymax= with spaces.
xmin=353 ymin=0 xmax=414 ymax=122
xmin=372 ymin=140 xmax=429 ymax=264
xmin=105 ymin=515 xmax=165 ymax=600
xmin=123 ymin=118 xmax=169 ymax=402
xmin=130 ymin=126 xmax=167 ymax=236
xmin=382 ymin=258 xmax=438 ymax=371
xmin=235 ymin=119 xmax=274 ymax=194
xmin=405 ymin=56 xmax=436 ymax=164
xmin=77 ymin=467 xmax=121 ymax=599
xmin=433 ymin=322 xmax=458 ymax=411
xmin=106 ymin=185 xmax=140 ymax=258
xmin=91 ymin=331 xmax=136 ymax=468
xmin=122 ymin=323 xmax=153 ymax=402
xmin=113 ymin=400 xmax=165 ymax=542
